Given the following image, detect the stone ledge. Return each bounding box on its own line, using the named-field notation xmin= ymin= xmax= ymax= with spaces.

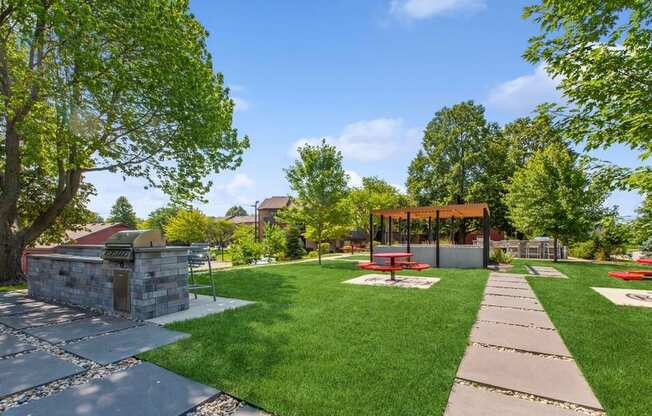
xmin=28 ymin=253 xmax=103 ymax=263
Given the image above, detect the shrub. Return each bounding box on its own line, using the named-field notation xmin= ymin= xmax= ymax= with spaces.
xmin=284 ymin=226 xmax=305 ymax=260
xmin=262 ymin=224 xmax=286 ymax=260
xmin=490 ymin=248 xmax=513 ymax=264
xmin=319 ymin=242 xmax=330 ymax=255
xmin=570 ymin=241 xmax=596 ymax=259
xmin=641 ymin=237 xmax=652 ymax=256
xmin=229 ymin=225 xmax=263 ymax=265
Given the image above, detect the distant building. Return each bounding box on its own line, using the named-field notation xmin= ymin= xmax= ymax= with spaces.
xmin=22 ymin=223 xmax=131 ymax=272
xmin=228 ymin=215 xmax=256 ymax=226
xmin=257 ymin=196 xmax=291 ymax=239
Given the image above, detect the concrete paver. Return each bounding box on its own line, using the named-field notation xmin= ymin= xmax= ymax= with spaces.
xmin=0 ymin=351 xmax=85 ymax=399
xmin=63 ymin=324 xmax=189 ymax=364
xmin=482 ymin=294 xmax=543 ymax=311
xmin=470 ymin=321 xmax=571 ymax=356
xmin=477 ymin=306 xmax=555 ymax=329
xmin=488 ymin=276 xmax=529 ymax=284
xmin=484 ymin=286 xmax=536 ymax=298
xmin=3 ymin=362 xmax=218 ymax=416
xmin=457 ymin=345 xmax=602 ymax=409
xmin=0 ymin=308 xmax=89 ymax=329
xmin=0 ymin=333 xmax=35 ymax=357
xmin=444 ymin=383 xmax=582 ymax=416
xmin=148 ymin=295 xmax=254 ymax=325
xmin=527 ymin=266 xmax=567 ymax=279
xmin=25 ymin=316 xmax=142 ymax=343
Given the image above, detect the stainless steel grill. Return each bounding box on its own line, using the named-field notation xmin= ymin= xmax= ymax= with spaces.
xmin=102 ymin=229 xmax=165 ymax=262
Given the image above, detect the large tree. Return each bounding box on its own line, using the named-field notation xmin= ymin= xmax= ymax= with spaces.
xmin=504 ymin=143 xmax=605 ymax=261
xmin=284 ymin=139 xmax=348 ymax=265
xmin=140 ymin=204 xmax=181 ymax=234
xmin=346 ymin=176 xmax=408 ymax=238
xmin=0 ymin=1 xmax=248 ymax=282
xmin=406 ymin=101 xmax=509 ymax=241
xmin=107 ymin=196 xmax=138 ymax=228
xmin=523 ymin=1 xmax=651 ymax=160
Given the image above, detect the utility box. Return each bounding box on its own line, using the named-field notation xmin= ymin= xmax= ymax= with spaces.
xmin=113 ymin=270 xmax=130 ymax=313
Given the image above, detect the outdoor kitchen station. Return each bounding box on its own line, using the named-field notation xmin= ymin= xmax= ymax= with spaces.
xmin=27 ymin=230 xmax=190 ymax=320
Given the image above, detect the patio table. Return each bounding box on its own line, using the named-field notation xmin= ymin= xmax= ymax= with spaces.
xmin=370 ymin=252 xmax=413 ymax=281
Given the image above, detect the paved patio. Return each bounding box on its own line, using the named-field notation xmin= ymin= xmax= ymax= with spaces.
xmin=444 ymin=271 xmax=604 ymax=415
xmin=0 ymin=291 xmax=255 ymax=415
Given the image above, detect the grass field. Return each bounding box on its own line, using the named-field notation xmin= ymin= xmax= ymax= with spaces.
xmin=141 ymin=261 xmax=488 ymax=416
xmin=0 ymin=282 xmax=26 ymax=293
xmin=514 ymin=259 xmax=652 ymax=416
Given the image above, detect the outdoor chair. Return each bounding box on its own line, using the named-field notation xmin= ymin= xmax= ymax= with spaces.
xmin=187 ymin=245 xmax=217 ymax=301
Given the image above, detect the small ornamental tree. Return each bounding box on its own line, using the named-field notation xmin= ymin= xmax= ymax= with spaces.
xmin=505 ymin=143 xmax=604 ymax=261
xmin=164 ymin=209 xmax=208 ymax=244
xmin=107 ymin=197 xmax=138 ymax=228
xmin=206 ymin=218 xmax=235 ymax=248
xmin=262 ymin=224 xmax=286 ymax=260
xmin=229 ymin=225 xmax=263 ymax=265
xmin=141 ymin=205 xmax=181 ymax=235
xmin=284 ymin=139 xmax=349 ymax=265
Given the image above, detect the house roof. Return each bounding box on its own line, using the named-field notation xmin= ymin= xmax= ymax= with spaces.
xmin=66 ymin=223 xmax=126 ymax=242
xmin=259 ymin=196 xmax=290 ymax=210
xmin=229 ymin=215 xmax=256 ymax=224
xmin=371 ymin=203 xmax=490 ymax=220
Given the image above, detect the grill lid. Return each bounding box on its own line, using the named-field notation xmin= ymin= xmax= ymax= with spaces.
xmin=105 ymin=229 xmax=165 ymax=248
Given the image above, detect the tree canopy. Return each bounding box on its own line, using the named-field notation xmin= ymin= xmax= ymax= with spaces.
xmin=524 ymin=0 xmax=652 ymax=159
xmin=140 ymin=204 xmax=181 ymax=234
xmin=107 ymin=196 xmax=138 ymax=228
xmin=225 ymin=205 xmax=248 ymax=217
xmin=504 ymin=143 xmax=606 ymax=258
xmin=164 ymin=208 xmax=208 ymax=244
xmin=346 ymin=176 xmax=408 ymax=236
xmin=0 ymin=0 xmax=248 ymax=281
xmin=284 ymin=139 xmax=349 ymax=264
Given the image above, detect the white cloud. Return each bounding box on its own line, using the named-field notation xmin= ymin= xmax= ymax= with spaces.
xmin=346 ymin=169 xmax=363 ymax=188
xmin=232 ymin=96 xmax=252 ymax=112
xmin=390 ymin=0 xmax=486 ymax=19
xmin=289 ymin=118 xmax=420 ymax=162
xmin=218 ymin=173 xmax=255 ymax=195
xmin=486 ymin=64 xmax=563 ymax=116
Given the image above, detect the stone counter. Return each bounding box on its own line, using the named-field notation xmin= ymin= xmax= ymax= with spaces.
xmin=27 ymin=247 xmax=189 ymax=320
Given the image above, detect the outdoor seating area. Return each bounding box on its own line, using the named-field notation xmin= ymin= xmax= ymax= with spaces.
xmin=368 ymin=203 xmax=491 ymax=269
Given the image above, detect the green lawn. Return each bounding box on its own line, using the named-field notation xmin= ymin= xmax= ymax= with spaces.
xmin=141 ymin=261 xmax=488 ymax=416
xmin=0 ymin=282 xmax=26 ymax=293
xmin=513 ymin=259 xmax=652 ymax=416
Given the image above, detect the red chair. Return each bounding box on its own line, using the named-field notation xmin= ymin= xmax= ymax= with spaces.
xmin=608 ymin=271 xmax=644 ymax=281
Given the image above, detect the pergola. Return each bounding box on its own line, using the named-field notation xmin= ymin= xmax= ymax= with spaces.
xmin=369 ymin=203 xmax=491 ymax=268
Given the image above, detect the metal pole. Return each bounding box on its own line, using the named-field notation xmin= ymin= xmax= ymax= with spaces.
xmin=435 ymin=210 xmax=440 ymax=268
xmin=407 ymin=212 xmax=411 ymax=253
xmin=482 ymin=208 xmax=490 ymax=268
xmin=380 ymin=215 xmax=385 ymax=245
xmin=428 ymin=216 xmax=432 ymax=243
xmin=369 ymin=213 xmax=373 ymax=262
xmin=388 ymin=216 xmax=392 ymax=246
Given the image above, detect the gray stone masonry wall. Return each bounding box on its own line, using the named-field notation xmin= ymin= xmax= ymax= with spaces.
xmin=56 ymin=245 xmax=105 ymax=257
xmin=27 ymin=246 xmax=189 ymax=320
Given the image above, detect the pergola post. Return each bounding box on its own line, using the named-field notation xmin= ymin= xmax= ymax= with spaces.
xmin=428 ymin=216 xmax=432 ymax=243
xmin=406 ymin=212 xmax=411 ymax=253
xmin=369 ymin=213 xmax=374 ymax=262
xmin=388 ymin=216 xmax=392 ymax=246
xmin=435 ymin=210 xmax=440 ymax=268
xmin=482 ymin=207 xmax=490 ymax=268
xmin=380 ymin=215 xmax=385 ymax=245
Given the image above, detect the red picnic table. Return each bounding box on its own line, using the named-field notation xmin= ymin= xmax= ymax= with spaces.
xmin=636 ymin=258 xmax=652 ymax=265
xmin=359 ymin=252 xmax=429 ymax=281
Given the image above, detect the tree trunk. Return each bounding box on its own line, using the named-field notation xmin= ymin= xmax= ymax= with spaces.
xmin=0 ymin=228 xmax=25 ymax=284
xmin=317 ymin=238 xmax=322 ymax=265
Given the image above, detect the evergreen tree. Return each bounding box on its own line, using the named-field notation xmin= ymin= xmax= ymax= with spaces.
xmin=107 ymin=197 xmax=138 ymax=228
xmin=284 ymin=225 xmax=305 ymax=260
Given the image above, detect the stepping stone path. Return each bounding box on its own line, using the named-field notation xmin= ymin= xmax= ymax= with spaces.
xmin=444 ymin=271 xmax=604 ymax=415
xmin=527 ymin=265 xmax=568 ymax=278
xmin=0 ymin=291 xmax=248 ymax=415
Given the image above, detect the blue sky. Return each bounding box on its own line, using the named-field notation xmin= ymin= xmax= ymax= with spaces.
xmin=87 ymin=0 xmax=645 ymax=219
